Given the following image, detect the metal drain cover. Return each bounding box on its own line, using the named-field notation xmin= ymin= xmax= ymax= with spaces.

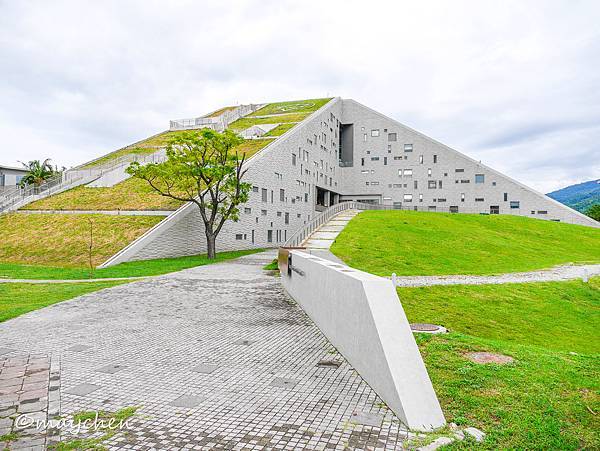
xmin=316 ymin=359 xmax=342 ymax=368
xmin=410 ymin=323 xmax=448 ymax=334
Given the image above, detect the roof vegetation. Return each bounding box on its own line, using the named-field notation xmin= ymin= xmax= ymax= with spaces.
xmin=247 ymin=98 xmax=332 ymax=116
xmin=22 ymin=177 xmax=184 ymax=211
xmin=0 ymin=213 xmax=162 ymax=267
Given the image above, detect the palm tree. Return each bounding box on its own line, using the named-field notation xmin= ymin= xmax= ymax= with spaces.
xmin=19 ymin=159 xmax=59 ymax=187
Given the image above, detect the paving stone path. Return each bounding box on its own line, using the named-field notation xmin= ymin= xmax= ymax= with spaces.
xmin=391 ymin=263 xmax=600 ymax=287
xmin=0 ymin=251 xmax=413 ymax=450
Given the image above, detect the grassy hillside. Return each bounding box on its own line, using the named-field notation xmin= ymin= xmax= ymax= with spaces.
xmin=247 ymin=98 xmax=332 ymax=116
xmin=22 ymin=177 xmax=183 ymax=211
xmin=331 ymin=210 xmax=600 ymax=276
xmin=400 ymin=278 xmax=600 ymax=449
xmin=83 ymin=132 xmax=274 ymax=168
xmin=0 ymin=213 xmax=162 ymax=267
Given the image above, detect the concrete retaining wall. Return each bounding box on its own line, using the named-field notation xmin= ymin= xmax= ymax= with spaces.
xmin=279 ymin=250 xmax=446 ymax=431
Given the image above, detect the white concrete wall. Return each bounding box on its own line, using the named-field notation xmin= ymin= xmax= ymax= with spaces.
xmin=280 ymin=250 xmax=446 ymax=431
xmin=87 ymin=165 xmax=131 ymax=188
xmin=101 ymin=98 xmax=345 ymax=266
xmin=339 ymin=99 xmax=597 ymax=227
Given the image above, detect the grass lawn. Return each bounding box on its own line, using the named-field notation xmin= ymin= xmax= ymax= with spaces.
xmin=22 ymin=177 xmax=183 ymax=211
xmin=0 ymin=281 xmax=128 ymax=322
xmin=228 ymin=113 xmax=310 ymax=131
xmin=233 ymin=138 xmax=275 ymax=155
xmin=82 ymin=131 xmax=270 ymax=168
xmin=0 ymin=249 xmax=263 ymax=280
xmin=82 ymin=146 xmax=160 ymax=168
xmin=263 ymin=123 xmax=298 ymax=137
xmin=0 ymin=213 xmax=162 ymax=267
xmin=399 ymin=278 xmax=600 ymax=448
xmin=247 ymin=98 xmax=332 ymax=116
xmin=206 ymin=105 xmax=236 ymax=117
xmin=331 ymin=210 xmax=600 ymax=276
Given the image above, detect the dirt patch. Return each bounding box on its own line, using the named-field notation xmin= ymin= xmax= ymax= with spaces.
xmin=466 ymin=352 xmax=514 ymax=364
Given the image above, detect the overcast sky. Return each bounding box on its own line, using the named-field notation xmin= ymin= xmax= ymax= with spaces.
xmin=1 ymin=0 xmax=599 ymax=192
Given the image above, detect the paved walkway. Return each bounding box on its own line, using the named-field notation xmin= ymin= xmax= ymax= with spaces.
xmin=0 ymin=251 xmax=412 ymax=450
xmin=392 ymin=263 xmax=600 ymax=287
xmin=302 ymin=210 xmax=360 ymax=264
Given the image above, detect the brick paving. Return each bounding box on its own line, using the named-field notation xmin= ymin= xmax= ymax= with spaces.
xmin=0 ymin=251 xmax=414 ymax=450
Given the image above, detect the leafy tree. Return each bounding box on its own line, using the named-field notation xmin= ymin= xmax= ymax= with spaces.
xmin=126 ymin=129 xmax=251 ymax=259
xmin=585 ymin=203 xmax=600 ymax=222
xmin=19 ymin=159 xmax=60 ymax=187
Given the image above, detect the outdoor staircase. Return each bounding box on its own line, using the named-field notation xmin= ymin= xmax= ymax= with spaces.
xmin=302 ymin=209 xmax=360 ymax=249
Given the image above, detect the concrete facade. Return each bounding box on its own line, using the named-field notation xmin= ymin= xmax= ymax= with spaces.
xmin=280 ymin=250 xmax=446 ymax=431
xmin=100 ymin=97 xmax=597 ymax=266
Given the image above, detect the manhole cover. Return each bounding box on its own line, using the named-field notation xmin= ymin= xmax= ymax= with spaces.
xmin=466 ymin=352 xmax=514 ymax=364
xmin=410 ymin=323 xmax=447 ymax=334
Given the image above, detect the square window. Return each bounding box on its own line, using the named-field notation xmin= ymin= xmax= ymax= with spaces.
xmin=475 ymin=174 xmax=485 ymax=184
xmin=388 ymin=133 xmax=397 ymax=141
xmin=371 ymin=129 xmax=380 ymax=137
xmin=235 ymin=234 xmax=244 ymax=240
xmin=510 ymin=201 xmax=520 ymax=209
xmin=404 ymin=144 xmax=413 ymax=152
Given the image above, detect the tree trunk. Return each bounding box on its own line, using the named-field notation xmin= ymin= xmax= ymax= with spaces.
xmin=206 ymin=233 xmax=217 ymax=259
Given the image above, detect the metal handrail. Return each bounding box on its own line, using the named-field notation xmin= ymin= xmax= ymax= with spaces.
xmin=0 ymin=150 xmax=167 ymax=213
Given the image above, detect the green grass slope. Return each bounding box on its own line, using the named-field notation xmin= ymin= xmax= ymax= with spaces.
xmin=0 ymin=213 xmax=162 ymax=267
xmin=22 ymin=177 xmax=183 ymax=211
xmin=331 ymin=210 xmax=600 ymax=276
xmin=400 ymin=278 xmax=600 ymax=449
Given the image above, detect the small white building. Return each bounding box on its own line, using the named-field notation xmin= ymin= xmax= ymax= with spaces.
xmin=0 ymin=164 xmax=27 ymax=193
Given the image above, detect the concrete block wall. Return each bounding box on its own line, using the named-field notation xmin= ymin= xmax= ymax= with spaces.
xmin=339 ymin=100 xmax=597 ymax=227
xmin=100 ymin=96 xmax=597 ymax=266
xmin=280 ymin=250 xmax=446 ymax=431
xmin=101 ymin=98 xmax=344 ymax=266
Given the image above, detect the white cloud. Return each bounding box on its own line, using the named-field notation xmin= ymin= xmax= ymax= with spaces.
xmin=0 ymin=0 xmax=598 ymax=192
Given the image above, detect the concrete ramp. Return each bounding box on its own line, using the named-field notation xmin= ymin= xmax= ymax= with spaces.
xmin=279 ymin=249 xmax=446 ymax=431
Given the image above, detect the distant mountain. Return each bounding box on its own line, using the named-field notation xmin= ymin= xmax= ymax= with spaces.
xmin=547 ymin=179 xmax=600 ymax=212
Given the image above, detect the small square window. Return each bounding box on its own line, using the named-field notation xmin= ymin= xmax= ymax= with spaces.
xmin=475 ymin=174 xmax=485 ymax=184
xmin=404 ymin=144 xmax=413 ymax=152
xmin=510 ymin=201 xmax=520 ymax=209
xmin=388 ymin=133 xmax=397 ymax=142
xmin=371 ymin=129 xmax=380 ymax=137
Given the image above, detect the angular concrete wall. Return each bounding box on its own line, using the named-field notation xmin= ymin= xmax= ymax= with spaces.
xmin=279 ymin=250 xmax=446 ymax=431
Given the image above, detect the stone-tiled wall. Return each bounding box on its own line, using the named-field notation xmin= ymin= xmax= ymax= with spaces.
xmin=102 ymin=99 xmax=344 ymax=265
xmin=101 ymin=97 xmax=596 ymax=266
xmin=338 ymin=100 xmax=596 ymax=227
